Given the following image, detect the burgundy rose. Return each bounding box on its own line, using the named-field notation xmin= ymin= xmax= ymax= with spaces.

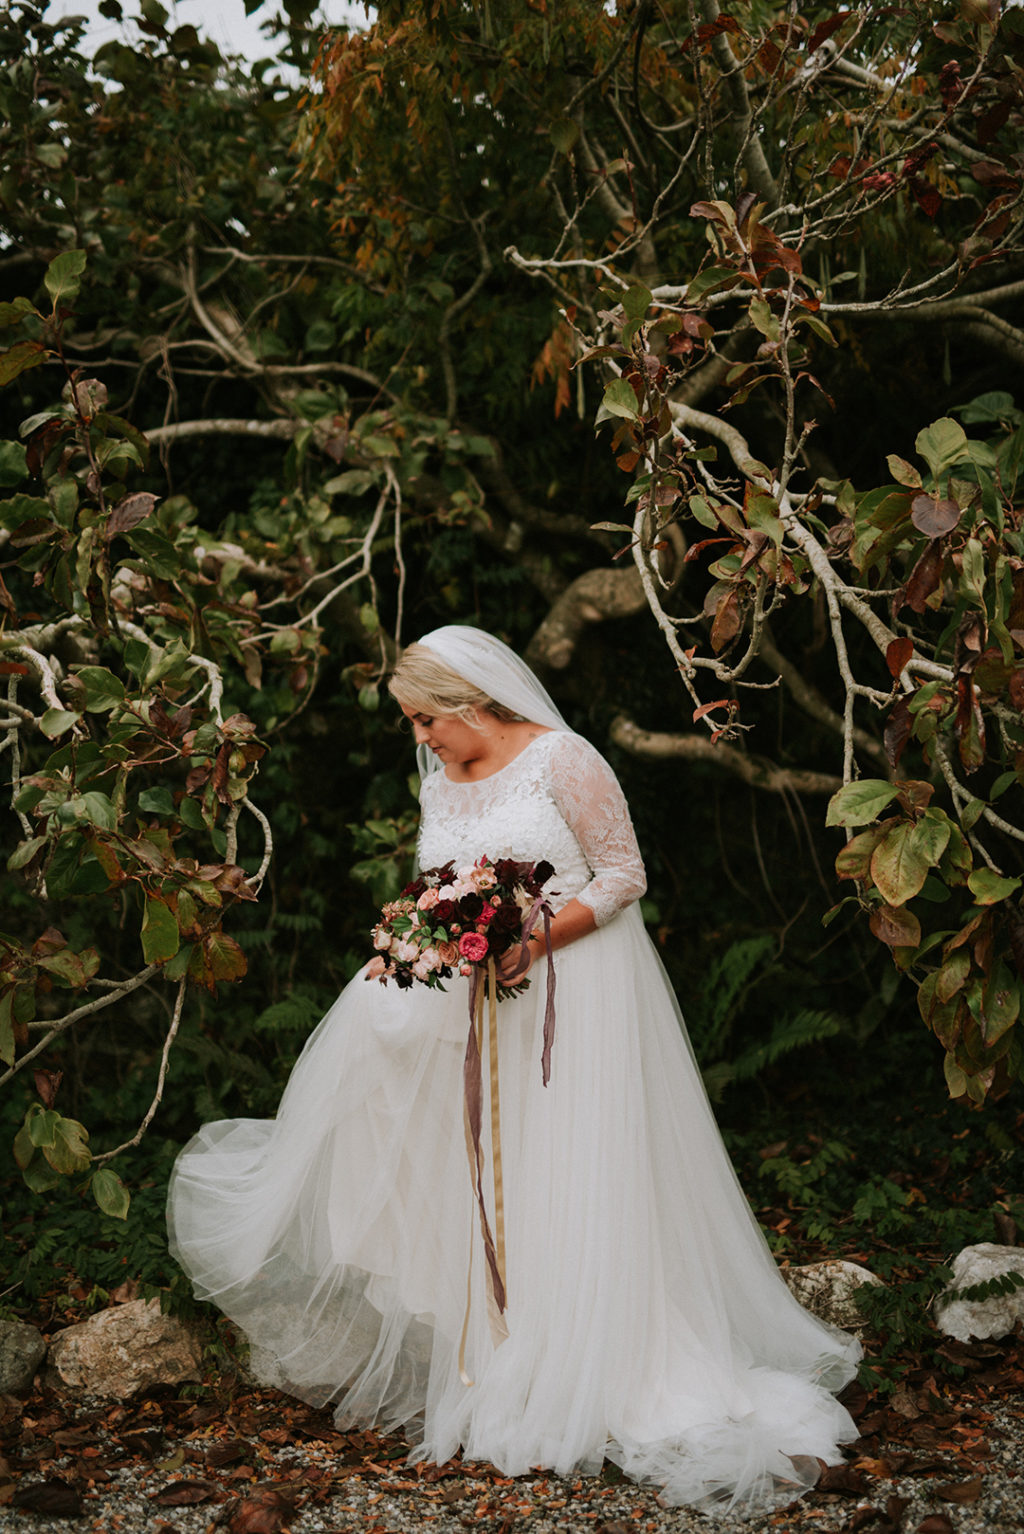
xmin=433 ymin=899 xmax=457 ymax=925
xmin=491 ymin=903 xmax=522 ymax=935
xmin=532 ymin=860 xmax=555 ymax=887
xmin=458 ymin=892 xmax=484 ymax=921
xmin=401 ymin=878 xmax=427 ymax=900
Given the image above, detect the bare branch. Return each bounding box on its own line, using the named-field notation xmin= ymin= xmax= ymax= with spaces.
xmin=91 ymin=978 xmax=188 ymax=1165
xmin=610 ymin=714 xmax=842 ymax=794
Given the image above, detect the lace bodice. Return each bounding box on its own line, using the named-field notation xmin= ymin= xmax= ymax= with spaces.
xmin=416 ymin=731 xmax=646 ymax=927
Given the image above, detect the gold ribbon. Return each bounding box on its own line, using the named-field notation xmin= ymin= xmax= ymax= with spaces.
xmin=458 ymin=957 xmax=509 ymax=1386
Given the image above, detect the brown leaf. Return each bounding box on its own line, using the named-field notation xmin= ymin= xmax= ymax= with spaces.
xmin=885 ymin=697 xmax=914 ymax=773
xmin=910 ymin=494 xmax=961 ymax=538
xmin=33 ymin=1068 xmax=62 ymax=1109
xmin=206 ymin=1439 xmax=250 ymax=1468
xmin=226 ymin=1486 xmax=297 ymax=1534
xmin=935 ymin=1476 xmax=983 ymax=1504
xmin=902 ymin=540 xmax=944 ymax=614
xmin=870 ymin=904 xmax=922 ymax=949
xmin=149 ymin=1479 xmax=223 ymax=1506
xmin=890 ymin=1388 xmax=921 ymax=1420
xmin=12 ymin=1479 xmax=84 ymax=1516
xmin=106 ymin=492 xmax=158 ymax=541
xmin=916 ymin=1517 xmax=955 ymax=1533
xmin=710 ymin=588 xmax=742 ymax=652
xmin=818 ymin=1463 xmax=868 ymax=1495
xmin=886 ymin=637 xmax=914 ymax=679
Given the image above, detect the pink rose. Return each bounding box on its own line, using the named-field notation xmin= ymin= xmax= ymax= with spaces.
xmin=365 ymin=955 xmax=388 ymax=980
xmin=373 ymin=928 xmax=391 ymax=951
xmin=417 ymin=887 xmax=440 ymax=911
xmin=458 ymin=932 xmax=489 ymax=962
xmin=478 ymin=901 xmax=496 ymax=925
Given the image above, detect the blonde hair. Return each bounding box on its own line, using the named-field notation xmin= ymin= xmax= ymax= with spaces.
xmin=388 ymin=643 xmax=522 ymax=725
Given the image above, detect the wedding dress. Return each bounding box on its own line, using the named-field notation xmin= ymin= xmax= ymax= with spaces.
xmin=167 ymin=634 xmax=861 ymax=1516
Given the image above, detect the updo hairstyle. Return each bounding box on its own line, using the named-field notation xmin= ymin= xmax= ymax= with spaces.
xmin=388 ymin=643 xmax=523 ymax=726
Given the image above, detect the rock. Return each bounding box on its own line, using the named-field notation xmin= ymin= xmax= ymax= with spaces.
xmin=935 ymin=1242 xmax=1024 ymax=1342
xmin=0 ymin=1319 xmax=47 ymax=1393
xmin=47 ymin=1298 xmax=204 ymax=1399
xmin=782 ymin=1259 xmax=884 ymax=1334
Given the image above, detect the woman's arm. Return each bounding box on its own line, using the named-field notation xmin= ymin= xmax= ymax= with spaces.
xmin=497 ymin=897 xmax=597 ymax=984
xmin=497 ymin=734 xmax=646 ymax=984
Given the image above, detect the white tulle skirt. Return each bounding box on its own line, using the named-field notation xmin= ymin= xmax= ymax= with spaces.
xmin=167 ymin=907 xmax=860 ymax=1514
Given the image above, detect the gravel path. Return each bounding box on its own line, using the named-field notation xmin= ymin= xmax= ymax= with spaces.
xmin=5 ymin=1379 xmax=1023 ymax=1534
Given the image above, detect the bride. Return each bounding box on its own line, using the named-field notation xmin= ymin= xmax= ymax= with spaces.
xmin=167 ymin=624 xmax=861 ymax=1515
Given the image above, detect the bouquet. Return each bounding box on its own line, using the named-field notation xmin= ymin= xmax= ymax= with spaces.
xmin=366 ymin=856 xmax=556 ymax=1001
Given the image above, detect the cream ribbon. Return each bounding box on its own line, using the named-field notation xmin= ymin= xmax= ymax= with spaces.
xmin=458 ymin=958 xmax=509 ymax=1386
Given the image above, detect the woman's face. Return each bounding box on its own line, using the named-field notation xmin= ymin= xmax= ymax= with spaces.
xmin=399 ymin=702 xmax=486 ymax=767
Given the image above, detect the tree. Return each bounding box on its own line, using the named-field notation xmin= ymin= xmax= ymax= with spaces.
xmin=303 ymin=0 xmax=1024 ymax=1101
xmin=3 ymin=0 xmax=1024 ymax=1226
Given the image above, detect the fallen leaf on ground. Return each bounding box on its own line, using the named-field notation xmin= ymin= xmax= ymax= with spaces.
xmin=149 ymin=1478 xmax=223 ymax=1506
xmin=818 ymin=1464 xmax=869 ymax=1495
xmin=915 ymin=1517 xmax=954 ymax=1534
xmin=12 ymin=1478 xmax=84 ymax=1516
xmin=225 ymin=1485 xmax=297 ymax=1534
xmin=935 ymin=1475 xmax=983 ymax=1503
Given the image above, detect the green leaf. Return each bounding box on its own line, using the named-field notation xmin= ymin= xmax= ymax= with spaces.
xmin=44 ymin=249 xmax=88 ymax=310
xmin=596 ymin=377 xmax=641 ymax=424
xmin=0 ymin=297 xmax=36 ymax=328
xmin=92 ymin=1167 xmax=131 ymax=1219
xmin=0 ymin=339 xmax=46 ymax=385
xmin=7 ymin=835 xmax=47 ymax=872
xmin=138 ymin=787 xmax=175 ymax=816
xmin=967 ymin=867 xmax=1021 ymax=905
xmin=40 ymin=708 xmax=82 ymax=739
xmin=825 ymin=779 xmax=900 ymax=828
xmin=549 ymin=118 xmax=579 ymax=154
xmin=42 ymin=1114 xmax=91 ymax=1174
xmin=141 ymin=895 xmax=180 ymax=964
xmin=870 ymin=818 xmax=948 ymax=906
xmin=915 ymin=417 xmax=969 ymax=480
xmin=75 ymin=665 xmax=126 ymax=712
xmin=22 ymin=1154 xmax=63 ymax=1193
xmin=686 ymin=266 xmax=742 ymax=303
xmin=622 ymin=284 xmax=653 ymax=320
xmin=28 ymin=1107 xmax=61 ymax=1149
xmin=0 ymin=439 xmax=28 ymax=486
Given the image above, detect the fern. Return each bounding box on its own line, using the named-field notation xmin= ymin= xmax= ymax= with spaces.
xmin=729 ymin=1008 xmax=842 ymax=1084
xmin=945 ymin=1270 xmax=1024 ymax=1304
xmin=251 ymin=993 xmax=325 ymax=1037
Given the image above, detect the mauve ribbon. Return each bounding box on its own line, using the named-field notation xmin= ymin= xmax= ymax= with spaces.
xmin=458 ymin=905 xmax=557 ymax=1385
xmin=515 ymin=896 xmax=557 ymax=1085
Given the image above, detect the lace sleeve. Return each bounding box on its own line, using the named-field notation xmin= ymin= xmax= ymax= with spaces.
xmin=548 ymin=733 xmax=647 ymax=926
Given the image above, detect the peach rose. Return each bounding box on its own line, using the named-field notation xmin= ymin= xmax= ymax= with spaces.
xmin=365 ymin=955 xmax=388 ymax=981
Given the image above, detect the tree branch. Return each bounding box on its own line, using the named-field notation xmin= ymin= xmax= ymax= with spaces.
xmin=610 ymin=714 xmax=842 ymax=793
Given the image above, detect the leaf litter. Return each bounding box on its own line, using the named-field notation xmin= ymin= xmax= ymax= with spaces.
xmin=2 ymin=1333 xmax=1024 ymax=1533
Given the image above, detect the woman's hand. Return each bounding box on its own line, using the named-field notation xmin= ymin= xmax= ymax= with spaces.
xmin=496 ymin=935 xmax=535 ymax=987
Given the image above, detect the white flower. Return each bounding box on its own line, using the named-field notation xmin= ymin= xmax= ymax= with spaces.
xmin=395 ymin=938 xmax=419 ymax=963
xmin=373 ymin=928 xmax=392 ymax=951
